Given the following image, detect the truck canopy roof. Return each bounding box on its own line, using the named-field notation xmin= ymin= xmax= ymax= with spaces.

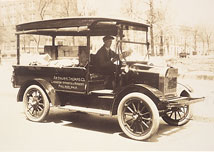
xmin=16 ymin=17 xmax=149 ymax=36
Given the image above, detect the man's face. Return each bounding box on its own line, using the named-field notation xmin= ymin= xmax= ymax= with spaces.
xmin=104 ymin=39 xmax=112 ymax=48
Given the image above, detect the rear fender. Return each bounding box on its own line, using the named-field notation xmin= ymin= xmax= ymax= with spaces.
xmin=17 ymin=78 xmax=61 ymax=106
xmin=111 ymin=84 xmax=164 ymax=115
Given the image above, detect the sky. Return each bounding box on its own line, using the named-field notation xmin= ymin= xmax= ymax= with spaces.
xmin=169 ymin=0 xmax=214 ymax=26
xmin=1 ymin=0 xmax=214 ymax=27
xmin=78 ymin=0 xmax=214 ymax=27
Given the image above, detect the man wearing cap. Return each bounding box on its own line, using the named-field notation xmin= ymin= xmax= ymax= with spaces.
xmin=95 ymin=35 xmax=119 ymax=89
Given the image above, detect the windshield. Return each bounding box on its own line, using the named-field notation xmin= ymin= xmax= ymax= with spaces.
xmin=118 ymin=29 xmax=148 ymax=62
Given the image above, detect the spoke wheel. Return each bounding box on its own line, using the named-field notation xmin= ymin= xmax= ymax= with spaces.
xmin=23 ymin=85 xmax=50 ymax=122
xmin=117 ymin=93 xmax=159 ymax=141
xmin=162 ymin=105 xmax=192 ymax=126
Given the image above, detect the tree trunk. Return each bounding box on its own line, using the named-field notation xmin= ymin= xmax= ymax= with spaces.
xmin=150 ymin=24 xmax=155 ymax=56
xmin=149 ymin=0 xmax=155 ymax=56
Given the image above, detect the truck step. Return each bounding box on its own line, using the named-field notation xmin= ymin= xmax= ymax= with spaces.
xmin=90 ymin=89 xmax=114 ymax=95
xmin=58 ymin=105 xmax=111 ymax=116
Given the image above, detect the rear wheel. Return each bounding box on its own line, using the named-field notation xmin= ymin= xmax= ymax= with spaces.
xmin=117 ymin=93 xmax=159 ymax=140
xmin=23 ymin=85 xmax=50 ymax=122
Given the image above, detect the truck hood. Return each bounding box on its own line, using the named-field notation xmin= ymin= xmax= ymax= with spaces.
xmin=125 ymin=62 xmax=178 ymax=78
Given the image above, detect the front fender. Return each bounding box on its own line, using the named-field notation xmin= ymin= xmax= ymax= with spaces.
xmin=177 ymin=82 xmax=203 ymax=98
xmin=177 ymin=82 xmax=192 ymax=97
xmin=17 ymin=78 xmax=61 ymax=106
xmin=111 ymin=84 xmax=164 ymax=115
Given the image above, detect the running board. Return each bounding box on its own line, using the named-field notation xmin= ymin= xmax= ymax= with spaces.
xmin=58 ymin=105 xmax=111 ymax=116
xmin=89 ymin=89 xmax=114 ymax=95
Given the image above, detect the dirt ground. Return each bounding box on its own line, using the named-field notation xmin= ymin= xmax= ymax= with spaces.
xmin=167 ymin=55 xmax=214 ymax=80
xmin=0 ymin=56 xmax=214 ymax=151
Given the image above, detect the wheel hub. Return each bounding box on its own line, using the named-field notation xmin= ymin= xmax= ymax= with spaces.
xmin=133 ymin=114 xmax=138 ymax=120
xmin=31 ymin=96 xmax=39 ymax=106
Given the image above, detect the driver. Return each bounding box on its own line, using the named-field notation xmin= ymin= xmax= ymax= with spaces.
xmin=95 ymin=35 xmax=119 ymax=89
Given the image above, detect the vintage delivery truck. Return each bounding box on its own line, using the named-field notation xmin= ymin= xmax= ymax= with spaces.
xmin=12 ymin=17 xmax=204 ymax=140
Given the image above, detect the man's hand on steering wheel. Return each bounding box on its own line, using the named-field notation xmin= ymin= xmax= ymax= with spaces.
xmin=111 ymin=57 xmax=118 ymax=63
xmin=119 ymin=50 xmax=133 ymax=61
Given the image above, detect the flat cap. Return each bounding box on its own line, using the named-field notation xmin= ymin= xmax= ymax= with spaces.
xmin=103 ymin=35 xmax=114 ymax=42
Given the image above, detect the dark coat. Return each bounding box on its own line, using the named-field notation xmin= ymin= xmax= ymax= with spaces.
xmin=95 ymin=45 xmax=118 ymax=75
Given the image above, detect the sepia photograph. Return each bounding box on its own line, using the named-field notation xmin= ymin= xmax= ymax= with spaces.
xmin=0 ymin=0 xmax=214 ymax=151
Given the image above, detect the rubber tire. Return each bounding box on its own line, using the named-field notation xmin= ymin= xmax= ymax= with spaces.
xmin=117 ymin=92 xmax=160 ymax=141
xmin=162 ymin=105 xmax=192 ymax=126
xmin=23 ymin=85 xmax=50 ymax=122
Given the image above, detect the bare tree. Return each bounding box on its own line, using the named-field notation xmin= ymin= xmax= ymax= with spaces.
xmin=144 ymin=0 xmax=170 ymax=56
xmin=78 ymin=0 xmax=96 ymax=16
xmin=0 ymin=14 xmax=16 ymax=51
xmin=198 ymin=31 xmax=206 ymax=55
xmin=62 ymin=0 xmax=70 ymax=17
xmin=149 ymin=0 xmax=171 ymax=56
xmin=154 ymin=10 xmax=165 ymax=56
xmin=0 ymin=26 xmax=4 ymax=46
xmin=38 ymin=0 xmax=53 ymax=20
xmin=146 ymin=0 xmax=155 ymax=56
xmin=30 ymin=0 xmax=53 ymax=53
xmin=120 ymin=0 xmax=170 ymax=56
xmin=205 ymin=31 xmax=212 ymax=55
xmin=120 ymin=0 xmax=139 ymax=42
xmin=192 ymin=27 xmax=199 ymax=54
xmin=121 ymin=0 xmax=135 ymax=19
xmin=179 ymin=26 xmax=193 ymax=55
xmin=59 ymin=0 xmax=78 ymax=17
xmin=120 ymin=0 xmax=157 ymax=55
xmin=198 ymin=25 xmax=213 ymax=55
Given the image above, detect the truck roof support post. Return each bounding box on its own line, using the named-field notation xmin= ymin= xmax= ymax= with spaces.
xmin=52 ymin=35 xmax=55 ymax=46
xmin=146 ymin=31 xmax=149 ymax=50
xmin=146 ymin=31 xmax=150 ymax=59
xmin=86 ymin=35 xmax=90 ymax=94
xmin=17 ymin=34 xmax=20 ymax=65
xmin=52 ymin=35 xmax=57 ymax=59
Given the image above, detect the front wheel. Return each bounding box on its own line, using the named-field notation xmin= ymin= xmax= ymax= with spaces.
xmin=162 ymin=105 xmax=192 ymax=126
xmin=23 ymin=85 xmax=50 ymax=122
xmin=117 ymin=93 xmax=160 ymax=141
